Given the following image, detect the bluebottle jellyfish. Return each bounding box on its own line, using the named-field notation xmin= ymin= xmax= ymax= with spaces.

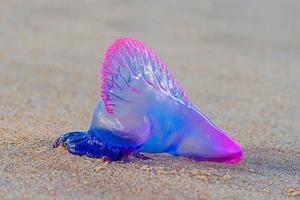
xmin=53 ymin=38 xmax=243 ymax=164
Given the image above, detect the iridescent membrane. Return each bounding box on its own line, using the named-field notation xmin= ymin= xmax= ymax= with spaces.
xmin=53 ymin=38 xmax=243 ymax=164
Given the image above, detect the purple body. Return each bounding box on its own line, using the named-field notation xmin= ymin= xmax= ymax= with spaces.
xmin=53 ymin=38 xmax=243 ymax=163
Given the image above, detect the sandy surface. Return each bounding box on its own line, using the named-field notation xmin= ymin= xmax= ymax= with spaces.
xmin=1 ymin=0 xmax=300 ymax=199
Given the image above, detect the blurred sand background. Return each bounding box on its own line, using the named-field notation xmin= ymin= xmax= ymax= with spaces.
xmin=0 ymin=0 xmax=300 ymax=199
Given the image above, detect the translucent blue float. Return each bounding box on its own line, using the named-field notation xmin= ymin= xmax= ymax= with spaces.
xmin=53 ymin=38 xmax=243 ymax=163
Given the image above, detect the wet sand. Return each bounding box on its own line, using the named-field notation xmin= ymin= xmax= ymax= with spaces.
xmin=0 ymin=0 xmax=300 ymax=199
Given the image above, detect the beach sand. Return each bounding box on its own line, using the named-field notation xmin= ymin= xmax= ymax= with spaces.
xmin=0 ymin=0 xmax=299 ymax=199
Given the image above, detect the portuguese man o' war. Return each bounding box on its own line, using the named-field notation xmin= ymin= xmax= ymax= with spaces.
xmin=53 ymin=38 xmax=243 ymax=164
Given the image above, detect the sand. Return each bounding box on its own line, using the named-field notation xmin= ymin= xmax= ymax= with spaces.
xmin=0 ymin=0 xmax=300 ymax=199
